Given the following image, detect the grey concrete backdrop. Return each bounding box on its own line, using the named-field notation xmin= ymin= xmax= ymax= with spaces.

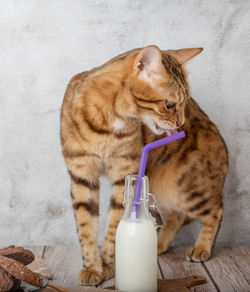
xmin=0 ymin=0 xmax=249 ymax=246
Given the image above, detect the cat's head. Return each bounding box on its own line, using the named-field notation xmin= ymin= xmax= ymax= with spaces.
xmin=124 ymin=45 xmax=203 ymax=135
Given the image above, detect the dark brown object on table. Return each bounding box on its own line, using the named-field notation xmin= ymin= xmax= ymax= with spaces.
xmin=0 ymin=246 xmax=35 ymax=266
xmin=0 ymin=268 xmax=14 ymax=292
xmin=11 ymin=277 xmax=22 ymax=291
xmin=0 ymin=255 xmax=43 ymax=288
xmin=105 ymin=275 xmax=207 ymax=292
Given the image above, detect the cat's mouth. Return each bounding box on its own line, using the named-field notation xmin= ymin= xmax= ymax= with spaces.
xmin=142 ymin=115 xmax=178 ymax=136
xmin=154 ymin=122 xmax=177 ymax=136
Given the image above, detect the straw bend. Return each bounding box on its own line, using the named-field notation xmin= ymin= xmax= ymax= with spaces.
xmin=132 ymin=131 xmax=186 ymax=217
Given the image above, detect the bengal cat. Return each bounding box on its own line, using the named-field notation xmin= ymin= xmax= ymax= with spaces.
xmin=60 ymin=46 xmax=228 ymax=285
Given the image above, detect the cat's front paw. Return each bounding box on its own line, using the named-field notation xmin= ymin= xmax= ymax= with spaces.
xmin=103 ymin=264 xmax=114 ymax=280
xmin=78 ymin=269 xmax=103 ymax=286
xmin=186 ymin=246 xmax=210 ymax=262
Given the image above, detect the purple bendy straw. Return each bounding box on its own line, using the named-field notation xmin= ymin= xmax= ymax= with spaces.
xmin=131 ymin=131 xmax=185 ymax=220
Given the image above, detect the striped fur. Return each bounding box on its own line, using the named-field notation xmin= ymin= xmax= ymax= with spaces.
xmin=60 ymin=45 xmax=228 ymax=285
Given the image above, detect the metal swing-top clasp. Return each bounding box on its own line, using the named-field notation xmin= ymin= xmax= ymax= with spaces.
xmin=146 ymin=192 xmax=165 ymax=229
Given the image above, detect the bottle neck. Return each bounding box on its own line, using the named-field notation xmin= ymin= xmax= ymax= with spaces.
xmin=121 ymin=174 xmax=154 ymax=222
xmin=122 ymin=195 xmax=152 ymax=221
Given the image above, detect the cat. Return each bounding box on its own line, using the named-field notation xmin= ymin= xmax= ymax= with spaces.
xmin=60 ymin=45 xmax=228 ymax=286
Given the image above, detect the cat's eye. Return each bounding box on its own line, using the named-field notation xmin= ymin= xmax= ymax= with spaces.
xmin=165 ymin=99 xmax=175 ymax=110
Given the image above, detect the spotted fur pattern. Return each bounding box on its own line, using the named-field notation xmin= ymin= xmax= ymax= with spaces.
xmin=60 ymin=46 xmax=228 ymax=285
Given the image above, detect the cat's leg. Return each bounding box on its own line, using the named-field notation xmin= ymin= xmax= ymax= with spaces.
xmin=101 ymin=158 xmax=139 ymax=280
xmin=157 ymin=210 xmax=185 ymax=254
xmin=186 ymin=202 xmax=223 ymax=262
xmin=67 ymin=157 xmax=103 ymax=286
xmin=71 ymin=179 xmax=103 ymax=285
xmin=101 ymin=179 xmax=125 ymax=280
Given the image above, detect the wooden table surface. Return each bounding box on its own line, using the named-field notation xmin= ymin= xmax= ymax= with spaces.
xmin=25 ymin=245 xmax=250 ymax=292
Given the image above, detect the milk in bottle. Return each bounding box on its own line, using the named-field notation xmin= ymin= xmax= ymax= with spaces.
xmin=115 ymin=175 xmax=157 ymax=292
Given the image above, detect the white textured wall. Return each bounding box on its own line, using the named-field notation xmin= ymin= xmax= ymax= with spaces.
xmin=0 ymin=0 xmax=250 ymax=246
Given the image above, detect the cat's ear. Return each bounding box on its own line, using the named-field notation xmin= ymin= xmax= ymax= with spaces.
xmin=134 ymin=46 xmax=163 ymax=80
xmin=165 ymin=48 xmax=203 ymax=65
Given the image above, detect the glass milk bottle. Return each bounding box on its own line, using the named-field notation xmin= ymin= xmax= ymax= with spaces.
xmin=115 ymin=175 xmax=157 ymax=292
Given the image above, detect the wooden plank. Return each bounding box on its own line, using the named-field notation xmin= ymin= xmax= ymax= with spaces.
xmin=233 ymin=256 xmax=250 ymax=284
xmin=204 ymin=246 xmax=250 ymax=292
xmin=157 ymin=259 xmax=164 ymax=279
xmin=4 ymin=245 xmax=248 ymax=290
xmin=220 ymin=245 xmax=250 ymax=256
xmin=99 ymin=260 xmax=162 ymax=288
xmin=43 ymin=245 xmax=84 ymax=286
xmin=217 ymin=246 xmax=250 ymax=283
xmin=99 ymin=276 xmax=115 ymax=289
xmin=158 ymin=246 xmax=216 ymax=292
